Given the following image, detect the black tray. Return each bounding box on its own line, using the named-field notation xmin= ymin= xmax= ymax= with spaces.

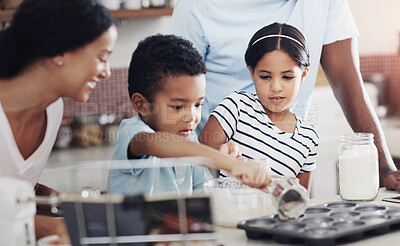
xmin=237 ymin=201 xmax=400 ymax=246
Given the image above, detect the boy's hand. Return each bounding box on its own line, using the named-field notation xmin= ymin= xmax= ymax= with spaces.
xmin=231 ymin=160 xmax=272 ymax=189
xmin=219 ymin=141 xmax=241 ymax=158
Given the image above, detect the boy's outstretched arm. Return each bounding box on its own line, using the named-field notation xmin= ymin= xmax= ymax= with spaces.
xmin=129 ymin=131 xmax=271 ymax=188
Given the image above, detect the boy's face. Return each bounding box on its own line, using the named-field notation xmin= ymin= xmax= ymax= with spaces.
xmin=144 ymin=74 xmax=206 ymax=137
xmin=249 ymin=50 xmax=308 ymax=116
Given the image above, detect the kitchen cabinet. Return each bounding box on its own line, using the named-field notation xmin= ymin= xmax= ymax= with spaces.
xmin=0 ymin=7 xmax=173 ymax=23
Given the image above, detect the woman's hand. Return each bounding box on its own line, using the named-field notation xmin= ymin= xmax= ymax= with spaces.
xmin=35 ymin=183 xmax=61 ymax=215
xmin=35 ymin=183 xmax=59 ymax=196
xmin=35 ymin=215 xmax=71 ymax=244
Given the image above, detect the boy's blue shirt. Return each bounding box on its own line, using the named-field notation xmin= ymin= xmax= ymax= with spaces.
xmin=108 ymin=115 xmax=212 ymax=195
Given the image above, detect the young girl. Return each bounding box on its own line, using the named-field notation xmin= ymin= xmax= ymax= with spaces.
xmin=199 ymin=23 xmax=318 ymax=190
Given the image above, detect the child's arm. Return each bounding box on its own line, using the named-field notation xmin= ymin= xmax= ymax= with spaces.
xmin=219 ymin=141 xmax=241 ymax=158
xmin=200 ymin=116 xmax=241 ymax=157
xmin=297 ymin=172 xmax=312 ymax=190
xmin=198 ymin=115 xmax=228 ymax=150
xmin=130 ymin=131 xmax=271 ymax=188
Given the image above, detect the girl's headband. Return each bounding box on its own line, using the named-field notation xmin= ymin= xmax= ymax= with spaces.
xmin=251 ymin=34 xmax=304 ymax=48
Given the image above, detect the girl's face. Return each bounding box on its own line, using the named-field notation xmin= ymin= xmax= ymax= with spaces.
xmin=142 ymin=74 xmax=206 ymax=138
xmin=249 ymin=50 xmax=308 ymax=117
xmin=54 ymin=25 xmax=118 ymax=102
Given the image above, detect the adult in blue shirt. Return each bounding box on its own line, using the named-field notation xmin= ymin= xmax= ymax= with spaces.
xmin=168 ymin=0 xmax=400 ymax=192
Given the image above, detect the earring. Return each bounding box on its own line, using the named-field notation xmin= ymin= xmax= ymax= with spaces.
xmin=57 ymin=61 xmax=63 ymax=66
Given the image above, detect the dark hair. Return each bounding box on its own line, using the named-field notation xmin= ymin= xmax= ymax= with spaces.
xmin=0 ymin=0 xmax=114 ymax=78
xmin=128 ymin=34 xmax=206 ymax=101
xmin=245 ymin=22 xmax=310 ymax=70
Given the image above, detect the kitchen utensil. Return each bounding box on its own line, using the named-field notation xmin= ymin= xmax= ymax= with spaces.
xmin=337 ymin=133 xmax=379 ymax=201
xmin=204 ymin=175 xmax=308 ymax=227
xmin=124 ymin=0 xmax=142 ymax=9
xmin=203 ymin=177 xmax=275 ymax=227
xmin=266 ymin=175 xmax=309 ymax=219
xmin=98 ymin=0 xmax=121 ymax=10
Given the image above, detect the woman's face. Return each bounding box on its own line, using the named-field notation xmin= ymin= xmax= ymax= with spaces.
xmin=55 ymin=25 xmax=118 ymax=102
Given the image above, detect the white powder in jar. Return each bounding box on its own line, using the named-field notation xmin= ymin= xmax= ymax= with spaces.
xmin=338 ymin=144 xmax=379 ymax=200
xmin=204 ymin=186 xmax=277 ymax=227
xmin=217 ymin=189 xmax=275 ymax=227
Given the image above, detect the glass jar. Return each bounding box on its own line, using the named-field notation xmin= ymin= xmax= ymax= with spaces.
xmin=337 ymin=133 xmax=379 ymax=201
xmin=269 ymin=176 xmax=309 ymax=219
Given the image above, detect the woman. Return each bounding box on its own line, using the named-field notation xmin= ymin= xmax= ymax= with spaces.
xmin=0 ymin=0 xmax=118 ymax=243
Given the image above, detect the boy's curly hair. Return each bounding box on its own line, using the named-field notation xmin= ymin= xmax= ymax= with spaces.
xmin=128 ymin=34 xmax=206 ymax=101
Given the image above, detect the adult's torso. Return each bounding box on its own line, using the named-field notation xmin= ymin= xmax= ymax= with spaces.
xmin=0 ymin=99 xmax=63 ymax=185
xmin=171 ymin=0 xmax=334 ymax=119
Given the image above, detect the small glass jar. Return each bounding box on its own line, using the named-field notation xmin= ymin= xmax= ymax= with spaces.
xmin=337 ymin=133 xmax=379 ymax=201
xmin=269 ymin=176 xmax=309 ymax=219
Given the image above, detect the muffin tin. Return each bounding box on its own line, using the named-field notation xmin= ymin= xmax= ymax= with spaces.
xmin=237 ymin=201 xmax=400 ymax=246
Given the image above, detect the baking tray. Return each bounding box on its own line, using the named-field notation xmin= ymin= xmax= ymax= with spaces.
xmin=237 ymin=201 xmax=400 ymax=246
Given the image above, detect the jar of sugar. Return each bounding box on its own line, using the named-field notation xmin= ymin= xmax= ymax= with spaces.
xmin=337 ymin=133 xmax=379 ymax=201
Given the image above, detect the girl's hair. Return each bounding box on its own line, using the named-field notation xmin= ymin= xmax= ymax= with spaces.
xmin=245 ymin=22 xmax=310 ymax=70
xmin=0 ymin=0 xmax=115 ymax=78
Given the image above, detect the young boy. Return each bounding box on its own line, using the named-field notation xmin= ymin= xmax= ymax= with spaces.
xmin=108 ymin=35 xmax=271 ymax=195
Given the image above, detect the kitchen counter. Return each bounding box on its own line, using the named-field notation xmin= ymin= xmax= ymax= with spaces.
xmin=215 ymin=188 xmax=400 ymax=246
xmin=46 ymin=145 xmax=115 ymax=168
xmin=39 ymin=145 xmax=115 ymax=192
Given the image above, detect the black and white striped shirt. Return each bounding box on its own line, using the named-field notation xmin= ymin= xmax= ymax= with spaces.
xmin=212 ymin=91 xmax=319 ymax=177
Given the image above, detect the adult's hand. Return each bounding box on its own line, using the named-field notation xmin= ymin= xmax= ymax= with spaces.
xmin=35 ymin=183 xmax=59 ymax=196
xmin=384 ymin=170 xmax=400 ymax=192
xmin=35 ymin=215 xmax=71 ymax=244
